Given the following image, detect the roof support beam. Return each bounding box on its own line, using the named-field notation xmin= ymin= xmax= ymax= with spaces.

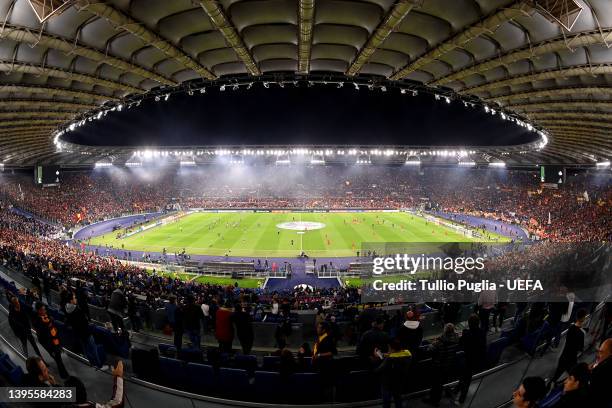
xmin=539 ymin=120 xmax=612 ymax=130
xmin=77 ymin=1 xmax=216 ymax=80
xmin=465 ymin=64 xmax=612 ymax=94
xmin=297 ymin=0 xmax=314 ymax=74
xmin=0 ymin=61 xmax=144 ymax=94
xmin=390 ymin=1 xmax=532 ymax=80
xmin=198 ymin=0 xmax=261 ymax=76
xmin=0 ymin=24 xmax=176 ymax=86
xmin=0 ymin=111 xmax=76 ymax=120
xmin=527 ymin=111 xmax=612 ymax=122
xmin=431 ymin=28 xmax=612 ymax=86
xmin=0 ymin=84 xmax=119 ymax=102
xmin=0 ymin=119 xmax=65 ymax=129
xmin=346 ymin=0 xmax=417 ymax=76
xmin=508 ymin=100 xmax=612 ymax=111
xmin=485 ymin=86 xmax=612 ymax=103
xmin=0 ymin=100 xmax=96 ymax=111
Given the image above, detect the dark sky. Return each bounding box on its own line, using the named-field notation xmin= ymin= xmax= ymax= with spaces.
xmin=65 ymin=84 xmax=536 ymax=147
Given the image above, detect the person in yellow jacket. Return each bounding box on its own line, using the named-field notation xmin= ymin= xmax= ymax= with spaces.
xmin=373 ymin=338 xmax=412 ymax=408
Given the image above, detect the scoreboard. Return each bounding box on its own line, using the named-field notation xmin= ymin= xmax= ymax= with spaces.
xmin=540 ymin=166 xmax=565 ymax=184
xmin=34 ymin=165 xmax=61 ymax=185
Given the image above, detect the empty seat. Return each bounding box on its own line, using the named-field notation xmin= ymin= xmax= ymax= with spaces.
xmin=0 ymin=355 xmax=23 ymax=385
xmin=336 ymin=370 xmax=380 ymax=402
xmin=158 ymin=356 xmax=187 ymax=390
xmin=288 ymin=372 xmax=322 ymax=404
xmin=185 ymin=363 xmax=216 ymax=394
xmin=233 ymin=354 xmax=257 ymax=374
xmin=253 ymin=371 xmax=284 ymax=402
xmin=218 ymin=367 xmax=251 ymax=400
xmin=262 ymin=355 xmax=281 ymax=371
xmin=487 ymin=337 xmax=511 ymax=367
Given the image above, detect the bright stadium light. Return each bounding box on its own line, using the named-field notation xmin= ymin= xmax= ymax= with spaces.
xmin=596 ymin=161 xmax=610 ymax=167
xmin=125 ymin=162 xmax=142 ymax=168
xmin=180 ymin=160 xmax=196 ymax=166
xmin=458 ymin=161 xmax=476 ymax=167
xmin=94 ymin=162 xmax=112 ymax=168
xmin=489 ymin=162 xmax=506 ymax=168
xmin=405 ymin=160 xmax=420 ymax=166
xmin=275 ymin=159 xmax=291 ymax=165
xmin=164 ymin=93 xmax=170 ymax=101
xmin=310 ymin=158 xmax=325 ymax=165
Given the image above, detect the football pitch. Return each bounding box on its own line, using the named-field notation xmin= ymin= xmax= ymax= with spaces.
xmin=88 ymin=211 xmax=509 ymax=258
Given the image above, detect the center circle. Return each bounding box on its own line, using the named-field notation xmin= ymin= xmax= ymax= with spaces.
xmin=276 ymin=221 xmax=326 ymax=231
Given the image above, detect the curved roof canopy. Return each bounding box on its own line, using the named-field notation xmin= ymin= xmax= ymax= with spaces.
xmin=0 ymin=0 xmax=611 ymax=167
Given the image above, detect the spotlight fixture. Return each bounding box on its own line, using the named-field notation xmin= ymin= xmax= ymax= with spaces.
xmin=353 ymin=82 xmax=359 ymax=90
xmin=380 ymin=86 xmax=387 ymax=92
xmin=263 ymin=82 xmax=270 ymax=88
xmin=232 ymin=84 xmax=239 ymax=91
xmin=220 ymin=85 xmax=226 ymax=91
xmin=164 ymin=93 xmax=170 ymax=101
xmin=187 ymin=89 xmax=194 ymax=96
xmin=246 ymin=83 xmax=253 ymax=90
xmin=155 ymin=95 xmax=160 ymax=102
xmin=200 ymin=87 xmax=206 ymax=94
xmin=337 ymin=82 xmax=343 ymax=88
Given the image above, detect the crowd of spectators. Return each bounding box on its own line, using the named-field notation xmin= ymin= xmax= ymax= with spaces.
xmin=0 ymin=167 xmax=609 ymax=241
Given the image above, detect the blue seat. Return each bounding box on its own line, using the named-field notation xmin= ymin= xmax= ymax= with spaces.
xmin=185 ymin=363 xmax=216 ymax=394
xmin=0 ymin=355 xmax=23 ymax=385
xmin=218 ymin=367 xmax=251 ymax=400
xmin=233 ymin=354 xmax=257 ymax=374
xmin=521 ymin=322 xmax=549 ymax=356
xmin=253 ymin=371 xmax=284 ymax=402
xmin=262 ymin=355 xmax=280 ymax=371
xmin=487 ymin=337 xmax=511 ymax=367
xmin=539 ymin=386 xmax=563 ymax=408
xmin=158 ymin=356 xmax=187 ymax=389
xmin=288 ymin=372 xmax=322 ymax=404
xmin=92 ymin=326 xmax=130 ymax=358
xmin=336 ymin=370 xmax=380 ymax=402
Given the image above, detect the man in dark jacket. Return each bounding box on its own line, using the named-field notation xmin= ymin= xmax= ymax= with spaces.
xmin=233 ymin=303 xmax=254 ymax=354
xmin=553 ymin=363 xmax=591 ymax=407
xmin=551 ymin=309 xmax=586 ymax=384
xmin=453 ymin=314 xmax=487 ymax=404
xmin=374 ymin=338 xmax=412 ymax=408
xmin=357 ymin=317 xmax=389 ymax=366
xmin=64 ymin=293 xmax=106 ymax=369
xmin=590 ymin=338 xmax=612 ymax=407
xmin=182 ymin=295 xmax=203 ymax=349
xmin=8 ymin=295 xmax=42 ymax=358
xmin=33 ymin=302 xmax=69 ymax=379
xmin=423 ymin=323 xmax=461 ymax=407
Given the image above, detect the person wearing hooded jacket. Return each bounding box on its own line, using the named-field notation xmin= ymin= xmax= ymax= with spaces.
xmin=64 ymin=293 xmax=106 ymax=369
xmin=397 ymin=309 xmax=423 ymax=356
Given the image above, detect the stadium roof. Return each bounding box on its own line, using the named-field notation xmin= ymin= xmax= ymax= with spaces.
xmin=0 ymin=0 xmax=611 ymax=167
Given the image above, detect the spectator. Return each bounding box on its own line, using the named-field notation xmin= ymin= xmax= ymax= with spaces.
xmin=423 ymin=323 xmax=460 ymax=407
xmin=551 ymin=308 xmax=587 ymax=384
xmin=173 ymin=300 xmax=184 ymax=353
xmin=373 ymin=338 xmax=412 ymax=408
xmin=182 ymin=295 xmax=203 ymax=349
xmin=64 ymin=293 xmax=107 ymax=370
xmin=65 ymin=360 xmax=125 ymax=408
xmin=553 ymin=362 xmax=591 ymax=407
xmin=452 ymin=314 xmax=487 ymax=404
xmin=313 ymin=321 xmax=337 ymax=401
xmin=107 ymin=287 xmax=127 ymax=334
xmin=32 ymin=302 xmax=69 ymax=379
xmin=590 ymin=338 xmax=612 ymax=407
xmin=356 ymin=317 xmax=389 ymax=365
xmin=21 ymin=356 xmax=57 ymax=387
xmin=8 ymin=295 xmax=42 ymax=358
xmin=165 ymin=296 xmax=177 ymax=332
xmin=512 ymin=376 xmax=546 ymax=408
xmin=215 ymin=301 xmax=234 ymax=352
xmin=397 ymin=309 xmax=423 ymax=356
xmin=233 ymin=303 xmax=254 ymax=354
xmin=478 ymin=289 xmax=496 ymax=333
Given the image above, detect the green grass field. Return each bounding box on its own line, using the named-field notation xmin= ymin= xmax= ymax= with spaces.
xmin=89 ymin=211 xmax=509 ymax=257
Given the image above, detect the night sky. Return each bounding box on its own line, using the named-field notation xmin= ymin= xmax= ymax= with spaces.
xmin=65 ymin=84 xmax=536 ymax=147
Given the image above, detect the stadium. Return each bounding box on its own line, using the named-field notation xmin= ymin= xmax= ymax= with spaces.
xmin=0 ymin=1 xmax=611 ymax=408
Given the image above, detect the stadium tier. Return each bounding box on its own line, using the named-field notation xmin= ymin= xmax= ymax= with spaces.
xmin=0 ymin=1 xmax=611 ymax=408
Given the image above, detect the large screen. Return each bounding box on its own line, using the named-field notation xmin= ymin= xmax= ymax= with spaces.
xmin=34 ymin=165 xmax=61 ymax=185
xmin=540 ymin=165 xmax=565 ymax=184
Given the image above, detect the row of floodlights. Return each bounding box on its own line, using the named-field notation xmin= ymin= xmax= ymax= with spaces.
xmin=129 ymin=148 xmax=480 ymax=158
